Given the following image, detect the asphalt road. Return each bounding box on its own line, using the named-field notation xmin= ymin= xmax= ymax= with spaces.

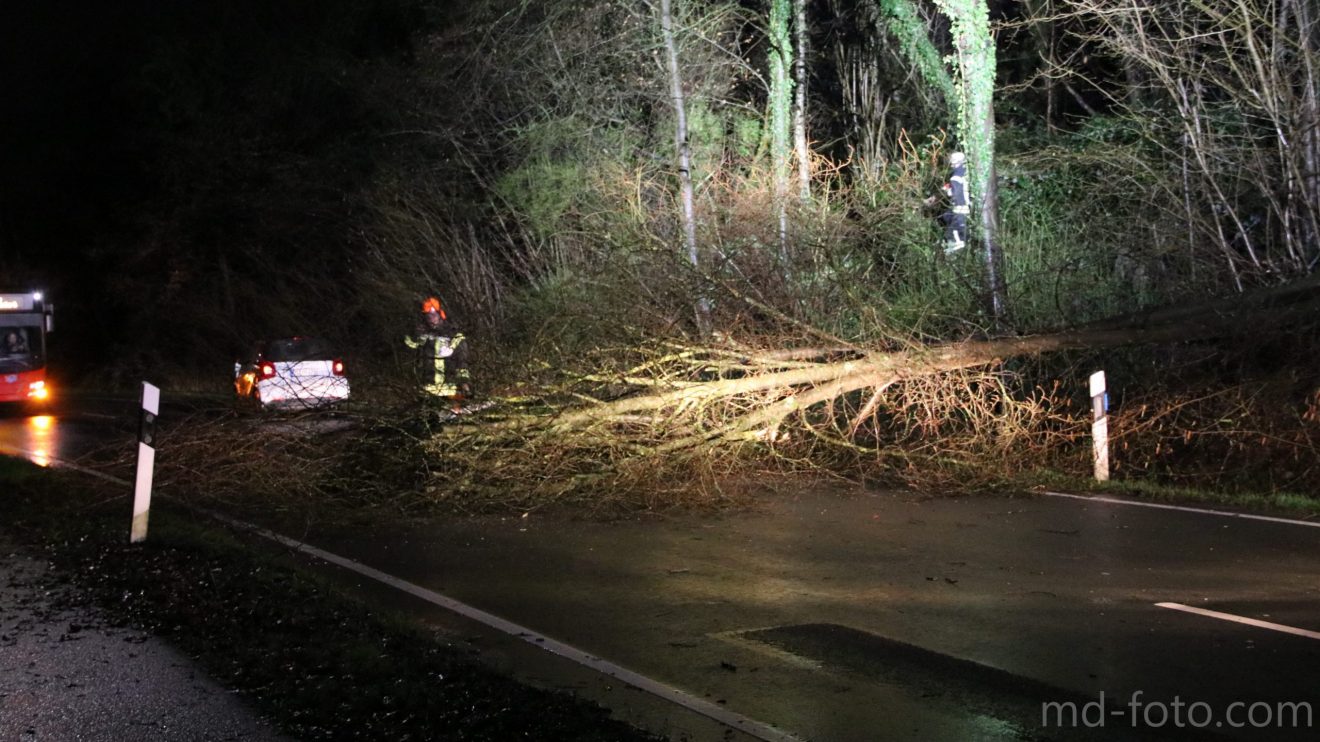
xmin=286 ymin=485 xmax=1320 ymax=741
xmin=4 ymin=402 xmax=1319 ymax=741
xmin=0 ymin=393 xmax=144 ymax=469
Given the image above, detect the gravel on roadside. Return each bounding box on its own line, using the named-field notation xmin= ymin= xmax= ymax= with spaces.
xmin=0 ymin=534 xmax=287 ymax=742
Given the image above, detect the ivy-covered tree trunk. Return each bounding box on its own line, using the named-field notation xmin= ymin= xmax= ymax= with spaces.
xmin=769 ymin=0 xmax=793 ymax=259
xmin=878 ymin=0 xmax=955 ymax=102
xmin=937 ymin=0 xmax=1005 ymax=320
xmin=659 ymin=0 xmax=710 ymax=332
xmin=792 ymin=0 xmax=810 ymax=201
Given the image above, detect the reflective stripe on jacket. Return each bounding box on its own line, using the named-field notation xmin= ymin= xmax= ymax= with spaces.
xmin=949 ymin=166 xmax=970 ymax=214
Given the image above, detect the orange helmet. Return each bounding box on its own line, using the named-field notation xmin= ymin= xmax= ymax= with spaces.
xmin=421 ymin=296 xmax=447 ymax=320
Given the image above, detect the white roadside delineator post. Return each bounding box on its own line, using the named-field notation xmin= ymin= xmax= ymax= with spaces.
xmin=131 ymin=381 xmax=160 ymax=543
xmin=1090 ymin=370 xmax=1109 ymax=482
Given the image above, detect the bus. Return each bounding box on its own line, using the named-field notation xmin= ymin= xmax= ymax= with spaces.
xmin=0 ymin=292 xmax=54 ymax=405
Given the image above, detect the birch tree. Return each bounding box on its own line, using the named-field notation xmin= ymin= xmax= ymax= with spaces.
xmin=793 ymin=0 xmax=811 ymax=201
xmin=769 ymin=0 xmax=794 ymax=259
xmin=660 ymin=0 xmax=710 ymax=332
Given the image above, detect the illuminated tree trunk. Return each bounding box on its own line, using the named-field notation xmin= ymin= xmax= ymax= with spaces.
xmin=660 ymin=0 xmax=710 ymax=332
xmin=792 ymin=0 xmax=810 ymax=201
xmin=937 ymin=0 xmax=1005 ymax=320
xmin=769 ymin=0 xmax=793 ymax=260
xmin=977 ymin=100 xmax=1005 ymax=320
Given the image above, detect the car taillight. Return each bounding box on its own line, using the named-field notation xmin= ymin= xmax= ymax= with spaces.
xmin=259 ymin=362 xmax=276 ymax=380
xmin=332 ymin=359 xmax=345 ymax=376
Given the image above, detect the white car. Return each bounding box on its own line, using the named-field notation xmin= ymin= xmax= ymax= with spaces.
xmin=234 ymin=337 xmax=349 ymax=409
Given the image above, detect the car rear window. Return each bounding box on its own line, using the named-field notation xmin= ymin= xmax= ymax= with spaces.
xmin=263 ymin=337 xmax=335 ymax=362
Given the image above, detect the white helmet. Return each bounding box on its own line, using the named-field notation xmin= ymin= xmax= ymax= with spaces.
xmin=949 ymin=151 xmax=966 ymax=166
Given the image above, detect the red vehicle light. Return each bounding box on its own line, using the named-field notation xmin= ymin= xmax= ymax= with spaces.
xmin=259 ymin=361 xmax=277 ymax=380
xmin=332 ymin=359 xmax=345 ymax=376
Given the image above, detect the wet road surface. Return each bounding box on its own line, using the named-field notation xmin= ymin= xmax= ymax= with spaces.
xmin=294 ymin=487 xmax=1320 ymax=741
xmin=1 ymin=397 xmax=289 ymax=741
xmin=4 ymin=402 xmax=1319 ymax=740
xmin=0 ymin=408 xmax=92 ymax=469
xmin=0 ymin=394 xmax=143 ymax=469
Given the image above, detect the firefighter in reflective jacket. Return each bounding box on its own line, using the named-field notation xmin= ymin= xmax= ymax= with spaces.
xmin=405 ymin=297 xmax=471 ymax=400
xmin=940 ymin=151 xmax=970 ymax=253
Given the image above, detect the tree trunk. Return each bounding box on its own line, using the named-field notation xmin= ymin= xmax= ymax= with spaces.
xmin=979 ymin=98 xmax=1006 ymax=321
xmin=792 ymin=0 xmax=811 ymax=201
xmin=769 ymin=0 xmax=793 ymax=261
xmin=939 ymin=0 xmax=1005 ymax=321
xmin=659 ymin=0 xmax=709 ymax=332
xmin=1024 ymin=0 xmax=1057 ymax=130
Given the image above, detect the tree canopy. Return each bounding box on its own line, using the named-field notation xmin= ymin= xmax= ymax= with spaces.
xmin=2 ymin=0 xmax=1316 ymax=381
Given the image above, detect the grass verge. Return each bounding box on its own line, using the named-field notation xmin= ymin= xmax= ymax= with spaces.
xmin=1026 ymin=468 xmax=1320 ymax=518
xmin=0 ymin=457 xmax=659 ymax=741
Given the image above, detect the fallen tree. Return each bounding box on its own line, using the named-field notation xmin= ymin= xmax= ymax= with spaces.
xmin=399 ymin=276 xmax=1320 ymax=511
xmin=463 ymin=274 xmax=1320 ymax=444
xmin=126 ymin=278 xmax=1320 ymax=515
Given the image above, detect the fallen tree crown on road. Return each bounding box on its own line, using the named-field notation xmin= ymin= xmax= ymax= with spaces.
xmin=127 ymin=277 xmax=1320 ymax=515
xmin=400 ymin=275 xmax=1320 ymax=511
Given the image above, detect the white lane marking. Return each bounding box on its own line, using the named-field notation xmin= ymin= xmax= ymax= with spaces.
xmin=0 ymin=445 xmax=127 ymax=484
xmin=1042 ymin=491 xmax=1320 ymax=529
xmin=198 ymin=509 xmax=803 ymax=742
xmin=14 ymin=449 xmax=802 ymax=741
xmin=9 ymin=450 xmax=802 ymax=741
xmin=1155 ymin=602 xmax=1320 ymax=641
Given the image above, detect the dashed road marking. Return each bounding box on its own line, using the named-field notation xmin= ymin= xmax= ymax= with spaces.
xmin=1156 ymin=602 xmax=1320 ymax=641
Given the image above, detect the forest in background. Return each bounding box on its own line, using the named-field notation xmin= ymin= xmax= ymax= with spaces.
xmin=3 ymin=0 xmax=1318 ymax=506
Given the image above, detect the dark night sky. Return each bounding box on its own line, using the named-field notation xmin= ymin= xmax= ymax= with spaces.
xmin=1 ymin=1 xmax=424 ymax=377
xmin=2 ymin=5 xmax=147 ymax=259
xmin=2 ymin=0 xmax=418 ymax=248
